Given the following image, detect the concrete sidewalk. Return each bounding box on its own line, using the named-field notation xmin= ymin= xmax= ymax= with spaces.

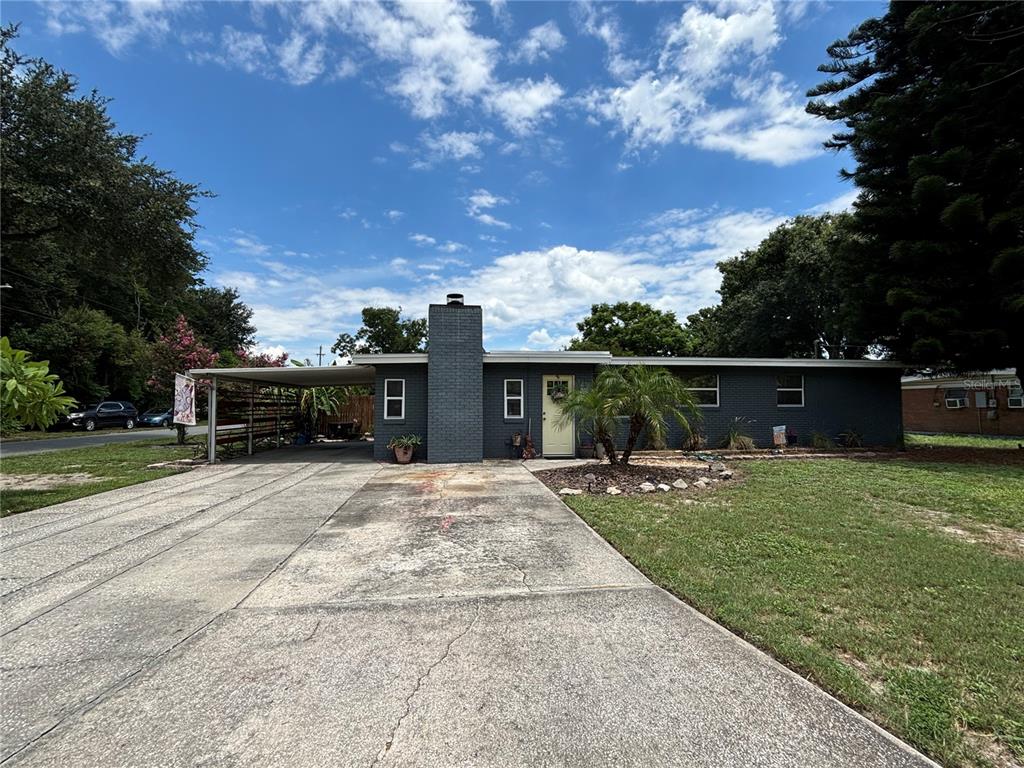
xmin=0 ymin=455 xmax=934 ymax=767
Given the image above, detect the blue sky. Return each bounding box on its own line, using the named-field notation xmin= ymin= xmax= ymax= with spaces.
xmin=8 ymin=0 xmax=882 ymax=362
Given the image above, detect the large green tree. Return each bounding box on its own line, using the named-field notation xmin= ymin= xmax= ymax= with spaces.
xmin=807 ymin=2 xmax=1024 ymax=374
xmin=0 ymin=25 xmax=210 ymax=341
xmin=10 ymin=307 xmax=151 ymax=403
xmin=685 ymin=214 xmax=865 ymax=358
xmin=568 ymin=302 xmax=692 ymax=357
xmin=332 ymin=307 xmax=427 ymax=357
xmin=181 ymin=286 xmax=256 ymax=356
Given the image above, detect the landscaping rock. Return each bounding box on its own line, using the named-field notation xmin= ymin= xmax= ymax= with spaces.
xmin=693 ymin=479 xmax=709 ymax=489
xmin=672 ymin=479 xmax=688 ymax=490
xmin=558 ymin=487 xmax=583 ymax=496
xmin=656 ymin=483 xmax=671 ymax=492
xmin=710 ymin=461 xmax=727 ymax=472
xmin=720 ymin=470 xmax=734 ymax=480
xmin=606 ymin=486 xmax=622 ymax=495
xmin=638 ymin=482 xmax=657 ymax=493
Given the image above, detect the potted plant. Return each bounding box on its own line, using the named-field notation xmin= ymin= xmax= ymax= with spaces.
xmin=387 ymin=434 xmax=421 ymax=464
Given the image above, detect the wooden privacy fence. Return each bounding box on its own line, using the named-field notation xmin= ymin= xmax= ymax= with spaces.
xmin=317 ymin=394 xmax=373 ymax=438
xmin=214 ymin=383 xmax=301 ymax=456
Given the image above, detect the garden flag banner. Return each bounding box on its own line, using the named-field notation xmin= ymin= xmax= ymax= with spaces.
xmin=173 ymin=373 xmax=196 ymax=426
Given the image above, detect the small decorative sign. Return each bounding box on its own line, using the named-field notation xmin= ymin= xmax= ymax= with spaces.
xmin=772 ymin=425 xmax=787 ymax=447
xmin=173 ymin=373 xmax=196 ymax=426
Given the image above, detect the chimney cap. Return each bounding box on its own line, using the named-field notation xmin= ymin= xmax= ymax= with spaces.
xmin=446 ymin=293 xmax=465 ymax=305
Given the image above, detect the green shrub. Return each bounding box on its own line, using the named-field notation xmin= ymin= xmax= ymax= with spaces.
xmin=812 ymin=431 xmax=837 ymax=450
xmin=0 ymin=337 xmax=76 ymax=431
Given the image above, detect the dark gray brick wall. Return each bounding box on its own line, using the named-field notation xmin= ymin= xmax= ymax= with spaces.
xmin=608 ymin=366 xmax=903 ymax=449
xmin=427 ymin=304 xmax=484 ymax=462
xmin=482 ymin=364 xmax=595 ymax=458
xmin=373 ymin=363 xmax=428 ymax=462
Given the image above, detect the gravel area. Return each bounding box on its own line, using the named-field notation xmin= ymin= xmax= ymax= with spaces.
xmin=533 ymin=460 xmax=737 ymax=496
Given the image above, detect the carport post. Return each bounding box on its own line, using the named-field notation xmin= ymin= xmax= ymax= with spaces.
xmin=207 ymin=376 xmax=217 ymax=465
xmin=247 ymin=381 xmax=254 ymax=456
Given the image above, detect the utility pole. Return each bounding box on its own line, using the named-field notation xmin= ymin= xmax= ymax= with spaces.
xmin=317 ymin=345 xmax=325 ymax=366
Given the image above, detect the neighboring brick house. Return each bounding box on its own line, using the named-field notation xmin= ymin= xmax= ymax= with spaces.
xmin=355 ymin=295 xmax=905 ymax=463
xmin=902 ymin=370 xmax=1024 ymax=436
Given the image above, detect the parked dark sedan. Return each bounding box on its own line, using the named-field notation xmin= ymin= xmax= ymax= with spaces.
xmin=64 ymin=401 xmax=139 ymax=431
xmin=139 ymin=408 xmax=173 ymax=428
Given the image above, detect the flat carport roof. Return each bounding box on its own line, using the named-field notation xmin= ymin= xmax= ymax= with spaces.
xmin=188 ymin=365 xmax=377 ymax=464
xmin=189 ymin=365 xmax=376 ymax=388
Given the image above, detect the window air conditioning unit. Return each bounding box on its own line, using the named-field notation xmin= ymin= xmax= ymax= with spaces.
xmin=945 ymin=397 xmax=968 ymax=409
xmin=1009 ymin=395 xmax=1024 ymax=409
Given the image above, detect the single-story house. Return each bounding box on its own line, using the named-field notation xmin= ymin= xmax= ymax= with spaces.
xmin=902 ymin=370 xmax=1023 ymax=436
xmin=354 ymin=295 xmax=905 ymax=463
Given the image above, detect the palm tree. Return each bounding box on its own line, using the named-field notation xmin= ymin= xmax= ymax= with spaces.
xmin=601 ymin=365 xmax=701 ymax=464
xmin=557 ymin=381 xmax=620 ymax=464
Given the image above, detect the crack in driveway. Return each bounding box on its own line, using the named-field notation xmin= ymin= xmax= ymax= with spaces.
xmin=369 ymin=602 xmax=483 ymax=768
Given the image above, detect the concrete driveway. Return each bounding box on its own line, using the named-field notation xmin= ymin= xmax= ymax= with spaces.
xmin=0 ymin=446 xmax=933 ymax=767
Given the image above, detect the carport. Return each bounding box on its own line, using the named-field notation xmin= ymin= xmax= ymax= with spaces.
xmin=188 ymin=365 xmax=376 ymax=464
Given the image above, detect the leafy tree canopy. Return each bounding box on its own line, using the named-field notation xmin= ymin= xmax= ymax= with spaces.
xmin=332 ymin=307 xmax=428 ymax=357
xmin=685 ymin=214 xmax=867 ymax=358
xmin=0 ymin=25 xmax=212 ymax=346
xmin=10 ymin=307 xmax=151 ymax=403
xmin=568 ymin=302 xmax=692 ymax=357
xmin=807 ymin=2 xmax=1024 ymax=374
xmin=181 ymin=286 xmax=256 ymax=356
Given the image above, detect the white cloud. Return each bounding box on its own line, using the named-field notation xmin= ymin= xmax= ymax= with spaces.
xmin=339 ymin=207 xmax=358 ymax=220
xmin=409 ymin=233 xmax=437 ymax=246
xmin=210 ymin=199 xmax=831 ymax=350
xmin=485 ymin=76 xmax=564 ymax=135
xmin=417 ymin=130 xmax=495 ymax=166
xmin=216 ymin=26 xmax=270 ymax=74
xmin=525 ymin=328 xmax=572 ymax=350
xmin=438 ymin=241 xmax=466 ymax=253
xmin=276 ymin=31 xmax=325 ymax=85
xmin=385 ymin=209 xmax=406 ymax=222
xmin=581 ymin=0 xmax=827 ymax=165
xmin=43 ymin=0 xmax=186 ymax=55
xmin=512 ymin=21 xmax=566 ymax=64
xmin=230 ymin=232 xmax=271 ymax=256
xmin=805 ymin=188 xmax=859 ymax=214
xmin=466 ymin=189 xmax=511 ymax=229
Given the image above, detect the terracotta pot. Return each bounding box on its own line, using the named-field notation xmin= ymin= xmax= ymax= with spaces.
xmin=394 ymin=445 xmax=414 ymax=464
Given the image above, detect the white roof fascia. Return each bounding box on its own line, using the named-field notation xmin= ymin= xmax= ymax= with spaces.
xmin=604 ymin=356 xmax=903 ymax=369
xmin=350 ymin=353 xmax=428 ymax=365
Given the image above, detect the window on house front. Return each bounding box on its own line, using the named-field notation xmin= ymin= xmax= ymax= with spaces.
xmin=777 ymin=374 xmax=804 ymax=407
xmin=683 ymin=374 xmax=719 ymax=407
xmin=504 ymin=379 xmax=524 ymax=419
xmin=384 ymin=379 xmax=405 ymax=420
xmin=944 ymin=388 xmax=968 ymax=409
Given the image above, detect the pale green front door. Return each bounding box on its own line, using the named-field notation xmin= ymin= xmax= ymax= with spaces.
xmin=541 ymin=375 xmax=575 ymax=457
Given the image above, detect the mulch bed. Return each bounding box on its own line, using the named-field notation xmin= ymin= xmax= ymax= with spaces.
xmin=533 ymin=461 xmax=732 ymax=496
xmin=900 ymin=446 xmax=1024 ymax=466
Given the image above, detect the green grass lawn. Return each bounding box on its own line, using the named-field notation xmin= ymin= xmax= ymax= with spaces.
xmin=565 ymin=458 xmax=1024 ymax=768
xmin=1 ymin=439 xmax=196 ymax=516
xmin=906 ymin=432 xmax=1024 ymax=450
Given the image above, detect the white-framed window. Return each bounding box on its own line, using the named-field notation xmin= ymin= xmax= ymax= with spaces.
xmin=683 ymin=374 xmax=719 ymax=407
xmin=944 ymin=389 xmax=968 ymax=409
xmin=504 ymin=379 xmax=524 ymax=419
xmin=384 ymin=379 xmax=405 ymax=420
xmin=777 ymin=374 xmax=804 ymax=407
xmin=1008 ymin=386 xmax=1023 ymax=409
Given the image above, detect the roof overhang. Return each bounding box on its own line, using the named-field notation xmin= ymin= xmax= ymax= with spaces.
xmin=605 ymin=356 xmax=904 ymax=369
xmin=189 ymin=365 xmax=376 ymax=387
xmin=484 ymin=351 xmax=613 ymax=364
xmin=350 ymin=353 xmax=428 ymax=365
